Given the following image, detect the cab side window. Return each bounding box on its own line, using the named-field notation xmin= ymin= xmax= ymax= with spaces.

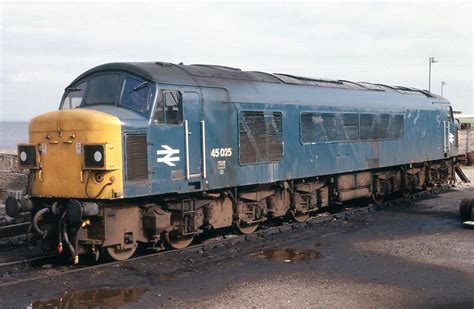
xmin=61 ymin=81 xmax=87 ymax=109
xmin=154 ymin=90 xmax=183 ymax=125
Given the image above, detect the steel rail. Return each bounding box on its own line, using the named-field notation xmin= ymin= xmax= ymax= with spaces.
xmin=0 ymin=254 xmax=59 ymax=269
xmin=0 ymin=222 xmax=30 ymax=239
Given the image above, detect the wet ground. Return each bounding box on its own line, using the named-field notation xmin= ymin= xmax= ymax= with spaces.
xmin=0 ymin=167 xmax=473 ymax=308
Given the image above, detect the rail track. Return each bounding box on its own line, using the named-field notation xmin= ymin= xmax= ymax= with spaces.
xmin=0 ymin=186 xmax=453 ymax=288
xmin=0 ymin=222 xmax=30 ymax=239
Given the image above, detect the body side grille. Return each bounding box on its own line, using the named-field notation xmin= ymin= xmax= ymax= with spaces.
xmin=125 ymin=134 xmax=148 ymax=181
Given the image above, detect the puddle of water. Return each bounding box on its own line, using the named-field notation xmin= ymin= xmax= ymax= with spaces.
xmin=315 ymin=242 xmax=331 ymax=247
xmin=29 ymin=287 xmax=148 ymax=308
xmin=250 ymin=248 xmax=321 ymax=263
xmin=160 ymin=273 xmax=175 ymax=280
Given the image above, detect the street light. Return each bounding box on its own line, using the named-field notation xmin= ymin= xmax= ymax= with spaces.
xmin=428 ymin=57 xmax=438 ymax=92
xmin=441 ymin=80 xmax=447 ymax=97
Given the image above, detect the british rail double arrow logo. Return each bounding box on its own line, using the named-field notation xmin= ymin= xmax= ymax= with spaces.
xmin=449 ymin=132 xmax=455 ymax=144
xmin=157 ymin=145 xmax=180 ymax=167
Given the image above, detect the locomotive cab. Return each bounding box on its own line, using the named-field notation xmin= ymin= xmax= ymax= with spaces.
xmin=9 ymin=65 xmax=208 ymax=261
xmin=20 ymin=71 xmax=157 ymax=200
xmin=8 ymin=69 xmax=162 ymax=261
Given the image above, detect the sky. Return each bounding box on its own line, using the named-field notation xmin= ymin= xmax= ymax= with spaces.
xmin=0 ymin=1 xmax=472 ymax=121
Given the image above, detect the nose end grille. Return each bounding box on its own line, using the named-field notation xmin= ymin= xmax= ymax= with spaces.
xmin=125 ymin=134 xmax=148 ymax=181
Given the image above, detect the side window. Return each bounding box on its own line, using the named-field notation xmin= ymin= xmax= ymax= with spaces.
xmin=360 ymin=113 xmax=404 ymax=140
xmin=300 ymin=112 xmax=359 ymax=144
xmin=301 ymin=111 xmax=404 ymax=143
xmin=61 ymin=81 xmax=87 ymax=110
xmin=154 ymin=90 xmax=183 ymax=125
xmin=360 ymin=114 xmax=378 ymax=140
xmin=449 ymin=106 xmax=454 ymax=122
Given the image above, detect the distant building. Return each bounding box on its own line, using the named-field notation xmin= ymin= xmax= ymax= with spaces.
xmin=455 ymin=114 xmax=474 ymax=164
xmin=456 ymin=114 xmax=474 ymax=130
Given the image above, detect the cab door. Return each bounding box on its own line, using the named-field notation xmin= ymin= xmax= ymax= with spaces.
xmin=150 ymin=89 xmax=204 ymax=194
xmin=446 ymin=105 xmax=458 ymax=157
xmin=442 ymin=104 xmax=457 ymax=157
xmin=182 ymin=91 xmax=203 ymax=183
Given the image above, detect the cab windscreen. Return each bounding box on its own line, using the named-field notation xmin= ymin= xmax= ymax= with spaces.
xmin=84 ymin=145 xmax=105 ymax=168
xmin=18 ymin=145 xmax=37 ymax=167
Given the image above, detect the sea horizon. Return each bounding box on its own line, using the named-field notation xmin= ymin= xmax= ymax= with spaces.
xmin=0 ymin=121 xmax=29 ymax=153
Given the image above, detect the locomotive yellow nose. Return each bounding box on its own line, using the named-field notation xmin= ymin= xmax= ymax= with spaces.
xmin=27 ymin=109 xmax=124 ymax=199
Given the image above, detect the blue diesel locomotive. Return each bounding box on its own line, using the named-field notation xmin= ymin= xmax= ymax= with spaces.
xmin=7 ymin=62 xmax=459 ymax=261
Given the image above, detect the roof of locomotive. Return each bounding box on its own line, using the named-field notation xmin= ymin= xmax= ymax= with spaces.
xmin=69 ymin=62 xmax=444 ymax=100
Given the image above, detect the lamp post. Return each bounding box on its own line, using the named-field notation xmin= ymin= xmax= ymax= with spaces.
xmin=441 ymin=80 xmax=446 ymax=97
xmin=428 ymin=57 xmax=438 ymax=92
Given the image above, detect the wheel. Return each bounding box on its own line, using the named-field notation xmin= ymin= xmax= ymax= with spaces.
xmin=400 ymin=186 xmax=411 ymax=198
xmin=165 ymin=232 xmax=195 ymax=249
xmin=101 ymin=244 xmax=137 ymax=261
xmin=288 ymin=209 xmax=309 ymax=223
xmin=233 ymin=221 xmax=259 ymax=235
xmin=459 ymin=198 xmax=469 ymax=221
xmin=423 ymin=185 xmax=434 ymax=192
xmin=469 ymin=199 xmax=474 ymax=220
xmin=459 ymin=198 xmax=473 ymax=221
xmin=371 ymin=192 xmax=385 ymax=205
xmin=371 ymin=177 xmax=386 ymax=205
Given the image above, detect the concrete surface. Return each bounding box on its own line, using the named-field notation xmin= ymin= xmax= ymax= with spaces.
xmin=0 ymin=166 xmax=472 ymax=308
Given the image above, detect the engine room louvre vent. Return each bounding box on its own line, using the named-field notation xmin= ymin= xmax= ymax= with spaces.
xmin=239 ymin=111 xmax=283 ymax=165
xmin=125 ymin=134 xmax=149 ymax=181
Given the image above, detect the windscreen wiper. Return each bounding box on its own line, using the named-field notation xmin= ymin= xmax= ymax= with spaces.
xmin=65 ymin=87 xmax=82 ymax=92
xmin=129 ymin=82 xmax=148 ymax=93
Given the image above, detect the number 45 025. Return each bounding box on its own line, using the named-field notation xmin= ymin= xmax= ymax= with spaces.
xmin=210 ymin=148 xmax=232 ymax=158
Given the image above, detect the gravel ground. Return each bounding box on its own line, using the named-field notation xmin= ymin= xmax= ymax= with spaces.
xmin=0 ymin=167 xmax=473 ymax=308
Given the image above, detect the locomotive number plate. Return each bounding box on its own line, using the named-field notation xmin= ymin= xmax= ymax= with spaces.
xmin=210 ymin=148 xmax=232 ymax=158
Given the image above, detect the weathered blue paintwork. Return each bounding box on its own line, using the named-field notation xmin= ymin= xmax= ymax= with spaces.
xmin=65 ymin=62 xmax=458 ymax=199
